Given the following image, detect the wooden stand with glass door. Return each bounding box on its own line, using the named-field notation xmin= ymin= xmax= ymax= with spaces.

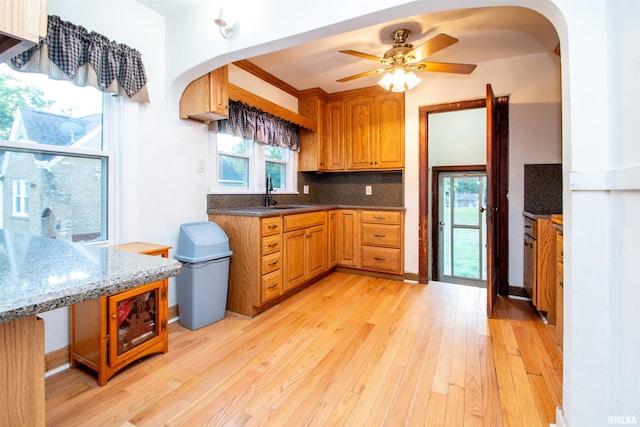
xmin=69 ymin=242 xmax=171 ymax=386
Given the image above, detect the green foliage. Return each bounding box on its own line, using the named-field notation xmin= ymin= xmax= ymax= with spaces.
xmin=0 ymin=69 xmax=54 ymax=139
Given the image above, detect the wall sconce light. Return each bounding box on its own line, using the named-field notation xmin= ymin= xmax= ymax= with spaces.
xmin=214 ymin=8 xmax=235 ymax=39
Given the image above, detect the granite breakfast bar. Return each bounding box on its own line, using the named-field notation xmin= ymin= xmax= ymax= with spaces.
xmin=0 ymin=230 xmax=182 ymax=426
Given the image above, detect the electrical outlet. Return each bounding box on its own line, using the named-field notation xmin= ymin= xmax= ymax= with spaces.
xmin=303 ymin=185 xmax=309 ymax=194
xmin=365 ymin=185 xmax=372 ymax=195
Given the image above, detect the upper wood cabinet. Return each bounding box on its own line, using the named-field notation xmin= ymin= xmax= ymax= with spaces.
xmin=179 ymin=65 xmax=229 ymax=123
xmin=298 ymin=89 xmax=326 ymax=171
xmin=0 ymin=0 xmax=47 ymax=62
xmin=346 ymin=92 xmax=404 ymax=170
xmin=324 ymin=99 xmax=346 ymax=171
xmin=298 ymin=87 xmax=404 ymax=172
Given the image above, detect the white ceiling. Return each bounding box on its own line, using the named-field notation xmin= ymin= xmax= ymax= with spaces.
xmin=139 ymin=3 xmax=559 ymax=94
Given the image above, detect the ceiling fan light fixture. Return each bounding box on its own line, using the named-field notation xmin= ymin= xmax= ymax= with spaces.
xmin=391 ymin=68 xmax=406 ymax=92
xmin=404 ymin=70 xmax=421 ymax=90
xmin=378 ymin=71 xmax=394 ymax=91
xmin=378 ymin=66 xmax=422 ymax=92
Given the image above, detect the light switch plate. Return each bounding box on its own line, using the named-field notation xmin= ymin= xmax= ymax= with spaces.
xmin=303 ymin=185 xmax=309 ymax=194
xmin=365 ymin=185 xmax=372 ymax=195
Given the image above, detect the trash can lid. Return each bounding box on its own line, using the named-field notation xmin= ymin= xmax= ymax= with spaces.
xmin=175 ymin=221 xmax=233 ymax=263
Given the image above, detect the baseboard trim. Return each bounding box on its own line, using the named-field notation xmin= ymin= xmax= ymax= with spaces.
xmin=45 ymin=346 xmax=69 ymax=373
xmin=509 ymin=285 xmax=528 ymax=298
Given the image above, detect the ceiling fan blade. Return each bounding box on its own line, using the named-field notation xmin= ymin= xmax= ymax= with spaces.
xmin=336 ymin=68 xmax=384 ymax=82
xmin=339 ymin=50 xmax=385 ymax=62
xmin=407 ymin=33 xmax=458 ymax=61
xmin=413 ymin=61 xmax=477 ymax=74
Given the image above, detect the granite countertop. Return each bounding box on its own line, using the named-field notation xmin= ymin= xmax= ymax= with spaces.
xmin=208 ymin=204 xmax=406 ymax=217
xmin=0 ymin=230 xmax=182 ymax=324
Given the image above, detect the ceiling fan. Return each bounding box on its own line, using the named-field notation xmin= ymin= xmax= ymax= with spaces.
xmin=337 ymin=29 xmax=477 ymax=91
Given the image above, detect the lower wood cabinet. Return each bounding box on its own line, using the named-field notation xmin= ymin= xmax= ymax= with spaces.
xmin=69 ymin=242 xmax=170 ymax=386
xmin=283 ymin=212 xmax=328 ymax=291
xmin=552 ymin=214 xmax=564 ymax=350
xmin=523 ymin=214 xmax=557 ymax=324
xmin=337 ymin=209 xmax=359 ymax=267
xmin=359 ymin=210 xmax=403 ymax=274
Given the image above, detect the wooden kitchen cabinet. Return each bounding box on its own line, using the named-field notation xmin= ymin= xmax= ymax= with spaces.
xmin=298 ymin=87 xmax=403 ymax=172
xmin=0 ymin=0 xmax=47 ymax=62
xmin=179 ymin=65 xmax=229 ymax=123
xmin=299 ymin=90 xmax=345 ymax=172
xmin=324 ymin=99 xmax=346 ymax=170
xmin=328 ymin=210 xmax=338 ymax=268
xmin=552 ymin=214 xmax=564 ymax=350
xmin=283 ymin=211 xmax=328 ymax=291
xmin=523 ymin=214 xmax=557 ymax=324
xmin=298 ymin=89 xmax=327 ymax=171
xmin=337 ymin=209 xmax=360 ymax=267
xmin=346 ymin=92 xmax=404 ymax=170
xmin=70 ymin=243 xmax=170 ymax=386
xmin=360 ymin=210 xmax=404 ymax=274
xmin=260 ymin=216 xmax=283 ymax=304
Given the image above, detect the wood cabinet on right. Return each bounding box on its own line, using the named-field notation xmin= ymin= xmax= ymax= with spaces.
xmin=360 ymin=210 xmax=403 ymax=274
xmin=552 ymin=214 xmax=564 ymax=350
xmin=523 ymin=213 xmax=557 ymax=324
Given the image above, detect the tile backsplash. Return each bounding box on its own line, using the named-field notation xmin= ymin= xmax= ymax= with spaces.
xmin=524 ymin=163 xmax=562 ymax=214
xmin=208 ymin=171 xmax=403 ymax=210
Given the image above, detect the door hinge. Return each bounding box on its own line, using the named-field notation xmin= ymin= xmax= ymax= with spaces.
xmin=161 ymin=319 xmax=167 ymax=332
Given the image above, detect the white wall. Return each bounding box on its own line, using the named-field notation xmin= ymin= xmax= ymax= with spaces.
xmin=38 ymin=1 xmax=640 ymax=424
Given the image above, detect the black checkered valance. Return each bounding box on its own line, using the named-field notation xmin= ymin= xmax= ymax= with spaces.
xmin=9 ymin=15 xmax=149 ymax=103
xmin=212 ymin=100 xmax=300 ymax=151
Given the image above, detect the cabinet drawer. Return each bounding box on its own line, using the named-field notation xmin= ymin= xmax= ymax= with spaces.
xmin=261 ymin=252 xmax=282 ymax=274
xmin=261 ymin=217 xmax=282 ymax=236
xmin=361 ymin=210 xmax=401 ymax=225
xmin=524 ymin=217 xmax=537 ymax=238
xmin=261 ymin=235 xmax=281 ymax=255
xmin=361 ymin=246 xmax=401 ymax=273
xmin=261 ymin=270 xmax=282 ymax=303
xmin=283 ymin=211 xmax=326 ymax=232
xmin=361 ymin=223 xmax=401 ymax=248
xmin=556 ymin=233 xmax=563 ymax=264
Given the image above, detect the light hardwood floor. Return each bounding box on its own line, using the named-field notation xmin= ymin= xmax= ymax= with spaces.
xmin=45 ymin=272 xmax=562 ymax=426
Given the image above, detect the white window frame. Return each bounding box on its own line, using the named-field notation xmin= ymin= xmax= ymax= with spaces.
xmin=209 ymin=132 xmax=298 ymax=194
xmin=11 ymin=178 xmax=29 ymax=217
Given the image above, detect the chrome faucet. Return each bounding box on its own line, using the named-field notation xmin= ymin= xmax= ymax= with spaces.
xmin=265 ymin=175 xmax=274 ymax=207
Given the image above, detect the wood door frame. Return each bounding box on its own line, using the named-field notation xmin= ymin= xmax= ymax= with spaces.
xmin=418 ymin=97 xmax=509 ymax=297
xmin=431 ymin=165 xmax=486 ymax=282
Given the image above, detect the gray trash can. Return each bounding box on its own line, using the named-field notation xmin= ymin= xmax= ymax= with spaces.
xmin=175 ymin=221 xmax=233 ymax=330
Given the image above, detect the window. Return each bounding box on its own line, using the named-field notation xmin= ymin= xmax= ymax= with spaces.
xmin=212 ymin=133 xmax=297 ymax=193
xmin=11 ymin=179 xmax=29 ymax=217
xmin=0 ymin=63 xmax=108 ymax=242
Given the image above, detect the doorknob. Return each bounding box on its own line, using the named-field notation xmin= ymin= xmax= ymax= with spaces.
xmin=479 ymin=206 xmax=486 ymax=213
xmin=439 ymin=221 xmax=446 ymax=226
